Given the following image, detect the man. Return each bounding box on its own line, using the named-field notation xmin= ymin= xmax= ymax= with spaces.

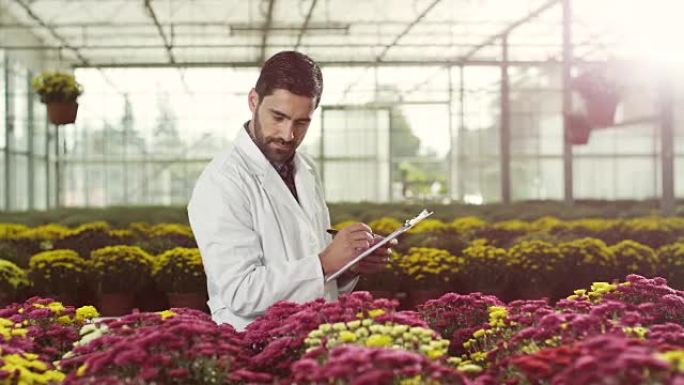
xmin=188 ymin=51 xmax=394 ymax=331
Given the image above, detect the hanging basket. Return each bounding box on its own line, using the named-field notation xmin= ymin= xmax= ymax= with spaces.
xmin=572 ymin=69 xmax=620 ymax=128
xmin=565 ymin=113 xmax=592 ymax=145
xmin=585 ymin=95 xmax=619 ymax=128
xmin=46 ymin=100 xmax=78 ymax=125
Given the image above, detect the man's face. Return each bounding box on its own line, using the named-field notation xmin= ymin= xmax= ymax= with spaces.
xmin=248 ymin=88 xmax=315 ymax=164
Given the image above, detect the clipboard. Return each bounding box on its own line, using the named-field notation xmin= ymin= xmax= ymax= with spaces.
xmin=325 ymin=209 xmax=434 ymax=283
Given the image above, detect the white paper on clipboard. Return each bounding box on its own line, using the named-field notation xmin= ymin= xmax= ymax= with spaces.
xmin=325 ymin=209 xmax=434 ymax=283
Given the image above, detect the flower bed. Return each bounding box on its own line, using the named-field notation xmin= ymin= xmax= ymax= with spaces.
xmin=0 ymin=275 xmax=683 ymax=384
xmin=2 ymin=216 xmax=684 ymax=306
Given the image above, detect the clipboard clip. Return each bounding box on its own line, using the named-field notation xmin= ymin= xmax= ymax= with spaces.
xmin=403 ymin=209 xmax=434 ymax=229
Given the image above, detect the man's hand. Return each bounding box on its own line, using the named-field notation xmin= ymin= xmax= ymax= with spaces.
xmin=349 ymin=235 xmax=397 ymax=275
xmin=318 ymin=223 xmax=373 ymax=275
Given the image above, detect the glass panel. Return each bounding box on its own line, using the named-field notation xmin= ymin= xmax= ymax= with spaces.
xmin=12 ymin=64 xmax=28 ymax=153
xmin=33 ymin=158 xmax=47 ymax=210
xmin=0 ymin=154 xmax=4 ymax=210
xmin=510 ymin=158 xmax=563 ymax=201
xmin=321 ymin=107 xmax=390 ymax=202
xmin=12 ymin=154 xmax=28 ymax=211
xmin=0 ymin=51 xmax=5 ymax=150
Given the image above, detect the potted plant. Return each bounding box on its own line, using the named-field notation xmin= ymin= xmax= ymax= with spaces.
xmin=459 ymin=243 xmax=510 ymax=300
xmin=28 ymin=249 xmax=89 ymax=306
xmin=507 ymin=240 xmax=565 ymax=300
xmin=31 ymin=71 xmax=83 ymax=125
xmin=153 ymin=247 xmax=207 ymax=311
xmin=0 ymin=259 xmax=29 ymax=305
xmin=89 ymin=245 xmax=154 ymax=316
xmin=572 ymin=67 xmax=620 ymax=128
xmin=396 ymin=247 xmax=463 ymax=308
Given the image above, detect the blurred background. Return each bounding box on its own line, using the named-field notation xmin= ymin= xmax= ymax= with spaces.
xmin=0 ymin=0 xmax=682 ymax=214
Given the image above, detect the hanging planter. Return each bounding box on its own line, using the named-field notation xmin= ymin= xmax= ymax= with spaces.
xmin=31 ymin=71 xmax=83 ymax=125
xmin=46 ymin=100 xmax=79 ymax=125
xmin=572 ymin=68 xmax=620 ymax=128
xmin=565 ymin=113 xmax=592 ymax=145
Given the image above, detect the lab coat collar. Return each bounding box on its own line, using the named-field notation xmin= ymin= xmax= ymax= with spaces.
xmin=234 ymin=122 xmax=315 ymax=178
xmin=234 ymin=123 xmax=318 ymax=228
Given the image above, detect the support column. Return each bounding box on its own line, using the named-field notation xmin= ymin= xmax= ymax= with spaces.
xmin=501 ymin=35 xmax=511 ymax=204
xmin=660 ymin=81 xmax=675 ymax=215
xmin=562 ymin=0 xmax=574 ymax=204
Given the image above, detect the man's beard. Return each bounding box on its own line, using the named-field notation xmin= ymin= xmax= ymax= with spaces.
xmin=253 ymin=110 xmax=296 ymax=164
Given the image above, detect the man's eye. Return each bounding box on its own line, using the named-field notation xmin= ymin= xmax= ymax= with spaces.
xmin=274 ymin=116 xmax=285 ymax=122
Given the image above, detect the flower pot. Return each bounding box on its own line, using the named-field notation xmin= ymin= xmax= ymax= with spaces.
xmin=46 ymin=100 xmax=78 ymax=125
xmin=405 ymin=289 xmax=443 ymax=309
xmin=566 ymin=113 xmax=592 ymax=145
xmin=49 ymin=292 xmax=79 ymax=307
xmin=586 ymin=96 xmax=618 ymax=128
xmin=0 ymin=292 xmax=14 ymax=307
xmin=166 ymin=292 xmax=208 ymax=311
xmin=368 ymin=290 xmax=396 ymax=300
xmin=97 ymin=292 xmax=135 ymax=316
xmin=515 ymin=284 xmax=551 ymax=300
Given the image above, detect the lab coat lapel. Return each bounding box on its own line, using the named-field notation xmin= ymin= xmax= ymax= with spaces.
xmin=234 ymin=126 xmax=314 ymax=231
xmin=294 ymin=155 xmax=320 ymax=225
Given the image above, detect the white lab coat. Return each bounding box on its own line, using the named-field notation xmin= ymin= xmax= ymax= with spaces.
xmin=187 ymin=126 xmax=358 ymax=331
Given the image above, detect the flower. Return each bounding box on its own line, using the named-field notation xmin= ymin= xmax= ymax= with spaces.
xmin=368 ymin=217 xmax=402 ymax=236
xmin=291 ymin=345 xmax=468 ymax=385
xmin=418 ymin=292 xmax=502 ymax=355
xmin=28 ymin=249 xmax=90 ymax=298
xmin=75 ymin=306 xmax=99 ymax=322
xmin=0 ymin=260 xmax=29 ymax=300
xmin=656 ymin=242 xmax=684 ymax=288
xmin=0 ymin=347 xmax=65 ymax=385
xmin=305 ymin=318 xmax=449 ymax=359
xmin=31 ymin=71 xmax=83 ymax=103
xmin=244 ymin=292 xmax=400 ymax=376
xmin=61 ymin=311 xmax=250 ymax=385
xmin=153 ymin=248 xmax=206 ymax=294
xmin=609 ymin=240 xmax=658 ymax=278
xmin=507 ymin=241 xmax=564 ymax=293
xmin=0 ymin=297 xmax=94 ymax=363
xmin=89 ymin=246 xmax=154 ymax=294
xmin=459 ymin=245 xmax=509 ymax=295
xmin=395 ymin=247 xmax=463 ymax=290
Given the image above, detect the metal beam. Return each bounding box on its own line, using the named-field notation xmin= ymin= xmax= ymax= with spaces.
xmin=294 ymin=0 xmax=319 ymax=51
xmin=0 ymin=20 xmax=561 ymax=29
xmin=143 ymin=0 xmax=175 ymax=64
xmin=73 ymin=59 xmax=611 ymax=69
xmin=376 ymin=0 xmax=442 ymax=61
xmin=1 ymin=42 xmax=601 ymax=51
xmin=259 ymin=0 xmax=276 ymax=64
xmin=500 ymin=35 xmax=511 ymax=204
xmin=3 ymin=55 xmax=11 ymax=210
xmin=460 ymin=0 xmax=561 ymax=61
xmin=457 ymin=65 xmax=465 ymax=201
xmin=562 ymin=0 xmax=573 ymax=204
xmin=13 ymin=0 xmax=90 ymax=65
xmin=660 ymin=80 xmax=675 ymax=215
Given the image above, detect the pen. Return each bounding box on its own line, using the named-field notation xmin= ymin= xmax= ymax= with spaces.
xmin=326 ymin=229 xmax=377 ymax=237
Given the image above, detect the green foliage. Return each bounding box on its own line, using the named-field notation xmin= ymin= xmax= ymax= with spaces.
xmin=31 ymin=71 xmax=83 ymax=103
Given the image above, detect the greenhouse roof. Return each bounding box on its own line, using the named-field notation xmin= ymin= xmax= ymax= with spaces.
xmin=1 ymin=0 xmax=666 ymax=68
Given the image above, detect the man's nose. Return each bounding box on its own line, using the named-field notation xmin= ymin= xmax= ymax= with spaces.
xmin=278 ymin=122 xmax=296 ymax=142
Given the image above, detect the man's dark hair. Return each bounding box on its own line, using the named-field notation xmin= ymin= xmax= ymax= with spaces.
xmin=255 ymin=51 xmax=323 ymax=107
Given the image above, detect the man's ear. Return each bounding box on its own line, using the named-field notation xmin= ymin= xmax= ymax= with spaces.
xmin=248 ymin=89 xmax=259 ymax=114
